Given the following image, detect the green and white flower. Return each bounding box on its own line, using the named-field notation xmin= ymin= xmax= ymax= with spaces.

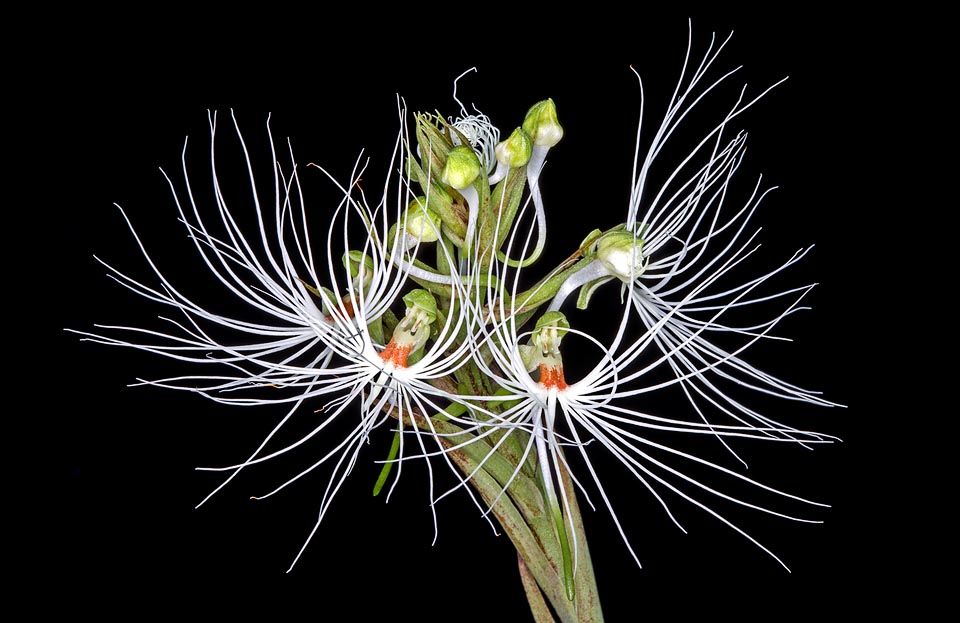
xmin=71 ymin=109 xmax=482 ymax=569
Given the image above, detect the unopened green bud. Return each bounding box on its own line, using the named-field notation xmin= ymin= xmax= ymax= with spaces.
xmin=402 ymin=196 xmax=442 ymax=243
xmin=442 ymin=145 xmax=482 ymax=189
xmin=342 ymin=251 xmax=375 ymax=285
xmin=596 ymin=229 xmax=645 ymax=281
xmin=522 ymin=99 xmax=564 ymax=147
xmin=495 ymin=127 xmax=533 ymax=168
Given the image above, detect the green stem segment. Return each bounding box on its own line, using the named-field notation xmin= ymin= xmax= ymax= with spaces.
xmin=383 ymin=404 xmax=604 ymax=621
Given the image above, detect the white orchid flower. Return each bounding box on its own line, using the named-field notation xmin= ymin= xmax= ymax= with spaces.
xmin=70 ymin=108 xmax=482 ymax=569
xmin=442 ymin=211 xmax=835 ymax=575
xmin=545 ymin=28 xmax=843 ymax=467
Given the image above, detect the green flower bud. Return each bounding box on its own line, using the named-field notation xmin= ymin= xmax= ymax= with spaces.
xmin=495 ymin=127 xmax=534 ymax=168
xmin=402 ymin=196 xmax=442 ymax=243
xmin=522 ymin=99 xmax=564 ymax=147
xmin=342 ymin=251 xmax=375 ymax=285
xmin=596 ymin=229 xmax=645 ymax=281
xmin=442 ymin=145 xmax=482 ymax=189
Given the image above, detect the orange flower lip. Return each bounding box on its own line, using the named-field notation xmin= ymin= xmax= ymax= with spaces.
xmin=379 ymin=340 xmax=413 ymax=368
xmin=538 ymin=363 xmax=567 ymax=390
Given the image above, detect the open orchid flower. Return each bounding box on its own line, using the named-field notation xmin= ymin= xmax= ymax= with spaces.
xmin=407 ymin=198 xmax=837 ymax=605
xmin=70 ymin=108 xmax=483 ymax=570
xmin=545 ymin=30 xmax=843 ymax=468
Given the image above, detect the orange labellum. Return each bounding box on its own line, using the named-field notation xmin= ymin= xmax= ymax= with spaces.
xmin=379 ymin=340 xmax=413 ymax=368
xmin=538 ymin=363 xmax=567 ymax=390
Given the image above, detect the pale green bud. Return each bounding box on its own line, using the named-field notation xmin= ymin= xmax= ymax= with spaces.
xmin=495 ymin=127 xmax=534 ymax=168
xmin=402 ymin=196 xmax=442 ymax=243
xmin=442 ymin=145 xmax=482 ymax=189
xmin=522 ymin=99 xmax=564 ymax=147
xmin=596 ymin=229 xmax=645 ymax=281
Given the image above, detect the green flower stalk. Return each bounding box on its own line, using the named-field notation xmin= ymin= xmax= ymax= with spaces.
xmin=510 ymin=99 xmax=564 ymax=268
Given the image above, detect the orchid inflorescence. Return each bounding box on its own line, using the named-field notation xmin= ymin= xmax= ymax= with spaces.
xmin=73 ymin=28 xmax=841 ymax=621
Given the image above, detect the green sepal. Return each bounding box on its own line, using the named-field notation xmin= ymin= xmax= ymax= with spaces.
xmin=342 ymin=250 xmax=374 ymax=281
xmin=366 ymin=314 xmax=385 ymax=346
xmin=372 ymin=429 xmax=401 ymax=497
xmin=576 ymin=275 xmax=615 ymax=310
xmin=579 ymin=229 xmax=602 ymax=250
xmin=533 ymin=311 xmax=570 ymax=334
xmin=402 ymin=289 xmax=438 ymax=324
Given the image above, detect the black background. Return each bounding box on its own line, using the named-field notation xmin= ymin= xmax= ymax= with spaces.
xmin=50 ymin=11 xmax=894 ymax=622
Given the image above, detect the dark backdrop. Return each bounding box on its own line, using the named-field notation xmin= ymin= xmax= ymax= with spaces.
xmin=53 ymin=12 xmax=885 ymax=622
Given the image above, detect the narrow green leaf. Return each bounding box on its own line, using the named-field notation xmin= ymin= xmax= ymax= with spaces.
xmin=372 ymin=430 xmax=401 ymax=496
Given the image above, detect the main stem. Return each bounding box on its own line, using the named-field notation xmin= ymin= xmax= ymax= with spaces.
xmin=401 ymin=407 xmax=604 ymax=621
xmin=513 ymin=458 xmax=604 ymax=622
